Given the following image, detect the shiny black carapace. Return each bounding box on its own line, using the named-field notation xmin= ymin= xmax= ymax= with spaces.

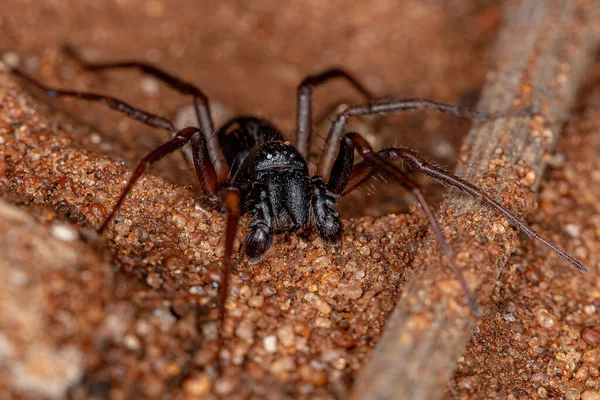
xmin=12 ymin=46 xmax=586 ymax=349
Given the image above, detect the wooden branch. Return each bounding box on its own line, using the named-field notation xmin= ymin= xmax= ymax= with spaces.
xmin=350 ymin=1 xmax=600 ymax=399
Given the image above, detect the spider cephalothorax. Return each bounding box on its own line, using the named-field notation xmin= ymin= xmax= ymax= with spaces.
xmin=216 ymin=117 xmax=342 ymax=263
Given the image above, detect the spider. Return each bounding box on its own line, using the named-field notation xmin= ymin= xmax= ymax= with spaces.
xmin=12 ymin=46 xmax=586 ymax=350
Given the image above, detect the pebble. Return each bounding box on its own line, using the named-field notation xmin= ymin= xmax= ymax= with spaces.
xmin=50 ymin=223 xmax=79 ymax=241
xmin=315 ymin=317 xmax=332 ymax=328
xmin=360 ymin=245 xmax=371 ymax=256
xmin=565 ymin=223 xmax=581 ymax=238
xmin=298 ymin=365 xmax=328 ymax=387
xmin=339 ymin=283 xmax=363 ymax=300
xmin=270 ymin=357 xmax=295 ymax=375
xmin=182 ymin=374 xmax=212 ymax=397
xmin=330 ymin=328 xmax=355 ymax=349
xmin=582 ymin=390 xmax=600 ymax=400
xmin=248 ymin=295 xmax=264 ymax=308
xmin=277 ymin=325 xmax=296 ymax=348
xmin=576 ymin=366 xmax=589 ymax=381
xmin=584 ymin=305 xmax=597 ymax=316
xmin=122 ymin=335 xmax=141 ymax=351
xmin=146 ymin=272 xmax=162 ymax=289
xmin=565 ymin=388 xmax=581 ymax=400
xmin=305 ymin=292 xmax=332 ymax=314
xmin=235 ymin=320 xmax=255 ymax=343
xmin=583 ymin=349 xmax=599 ymax=363
xmin=536 ymin=309 xmax=556 ymax=329
xmin=214 ymin=376 xmax=239 ymax=397
xmin=294 ymin=320 xmax=311 ymax=337
xmin=320 ymin=272 xmax=341 ymax=287
xmin=581 ymin=327 xmax=600 ymax=346
xmin=264 ymin=335 xmax=277 ymax=353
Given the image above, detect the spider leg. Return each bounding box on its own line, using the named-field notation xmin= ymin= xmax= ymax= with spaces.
xmin=330 ymin=132 xmax=478 ymax=312
xmin=296 ymin=68 xmax=374 ymax=158
xmin=11 ymin=68 xmax=175 ymax=131
xmin=63 ymin=44 xmax=228 ymax=181
xmin=335 ymin=139 xmax=587 ymax=274
xmin=99 ymin=126 xmax=220 ymax=232
xmin=220 ymin=186 xmax=241 ymax=329
xmin=317 ymin=98 xmax=513 ymax=178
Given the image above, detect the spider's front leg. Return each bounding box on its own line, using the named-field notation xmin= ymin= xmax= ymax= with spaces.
xmin=244 ymin=188 xmax=274 ymax=264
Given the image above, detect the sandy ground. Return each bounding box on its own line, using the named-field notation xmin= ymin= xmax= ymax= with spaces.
xmin=0 ymin=0 xmax=599 ymax=399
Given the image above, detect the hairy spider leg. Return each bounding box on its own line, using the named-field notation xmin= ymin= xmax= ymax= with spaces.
xmin=295 ymin=68 xmax=374 ymax=158
xmin=341 ymin=145 xmax=587 ymax=273
xmin=11 ymin=69 xmax=175 ymax=131
xmin=317 ymin=98 xmax=494 ymax=178
xmin=62 ymin=44 xmax=228 ymax=181
xmin=96 ymin=127 xmax=217 ymax=232
xmin=326 ymin=132 xmax=479 ymax=312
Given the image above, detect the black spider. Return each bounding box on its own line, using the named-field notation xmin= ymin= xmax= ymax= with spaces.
xmin=11 ymin=46 xmax=586 ymax=353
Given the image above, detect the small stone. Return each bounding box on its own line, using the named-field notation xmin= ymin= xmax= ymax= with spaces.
xmin=238 ymin=285 xmax=251 ymax=300
xmin=566 ymin=388 xmax=581 ymax=400
xmin=584 ymin=305 xmax=597 ymax=316
xmin=270 ymin=357 xmax=295 ymax=375
xmin=583 ymin=349 xmax=599 ymax=363
xmin=248 ymin=295 xmax=264 ymax=308
xmin=277 ymin=325 xmax=296 ymax=348
xmin=581 ymin=390 xmax=600 ymax=400
xmin=235 ymin=320 xmax=255 ymax=343
xmin=565 ymin=224 xmax=581 ymax=238
xmin=1 ymin=51 xmax=20 ymax=68
xmin=524 ymin=266 xmax=541 ymax=283
xmin=214 ymin=376 xmax=239 ymax=397
xmin=576 ymin=366 xmax=590 ymax=381
xmin=146 ymin=272 xmax=162 ymax=288
xmin=305 ymin=292 xmax=332 ymax=314
xmin=122 ymin=335 xmax=141 ymax=351
xmin=340 ymin=283 xmax=363 ymax=300
xmin=330 ymin=328 xmax=355 ymax=349
xmin=298 ymin=365 xmax=328 ymax=387
xmin=114 ymin=221 xmax=131 ymax=237
xmin=50 ymin=223 xmax=79 ymax=241
xmin=171 ymin=214 xmax=187 ymax=229
xmin=315 ymin=317 xmax=332 ymax=328
xmin=294 ymin=320 xmax=311 ymax=338
xmin=581 ymin=327 xmax=600 ymax=345
xmin=536 ymin=309 xmax=556 ymax=329
xmin=182 ymin=374 xmax=212 ymax=397
xmin=360 ymin=245 xmax=370 ymax=256
xmin=264 ymin=335 xmax=277 ymax=353
xmin=537 ymin=386 xmax=547 ymax=398
xmin=320 ymin=272 xmax=341 ymax=287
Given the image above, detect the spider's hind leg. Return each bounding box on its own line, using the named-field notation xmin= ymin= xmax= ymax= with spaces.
xmin=327 ymin=132 xmax=479 ymax=312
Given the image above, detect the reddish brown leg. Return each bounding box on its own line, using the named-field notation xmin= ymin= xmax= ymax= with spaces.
xmin=98 ymin=126 xmax=213 ymax=232
xmin=11 ymin=68 xmax=175 ymax=131
xmin=335 ymin=138 xmax=587 ymax=273
xmin=316 ymin=98 xmax=529 ymax=179
xmin=296 ymin=68 xmax=374 ymax=158
xmin=336 ymin=132 xmax=479 ymax=312
xmin=217 ymin=187 xmax=241 ymax=359
xmin=63 ymin=45 xmax=228 ymax=181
